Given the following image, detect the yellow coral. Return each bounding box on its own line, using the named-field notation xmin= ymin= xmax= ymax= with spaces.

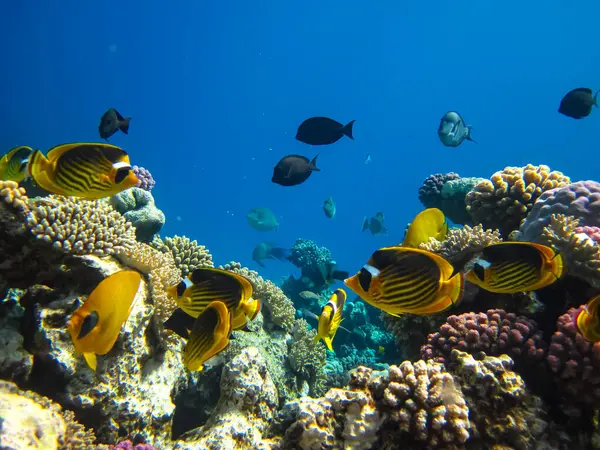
xmin=152 ymin=235 xmax=213 ymax=276
xmin=220 ymin=261 xmax=296 ymax=331
xmin=0 ymin=180 xmax=29 ymax=213
xmin=465 ymin=164 xmax=570 ymax=236
xmin=25 ymin=196 xmax=136 ymax=256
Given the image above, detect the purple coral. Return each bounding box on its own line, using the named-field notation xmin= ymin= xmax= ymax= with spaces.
xmin=418 ymin=172 xmax=460 ymax=209
xmin=518 ymin=180 xmax=600 ymax=241
xmin=132 ymin=165 xmax=155 ymax=192
xmin=109 ymin=441 xmax=155 ymax=450
xmin=420 ymin=309 xmax=546 ymax=363
xmin=547 ymin=307 xmax=600 ymax=404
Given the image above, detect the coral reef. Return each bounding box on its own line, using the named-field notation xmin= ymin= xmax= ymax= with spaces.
xmin=420 ymin=309 xmax=547 ymax=366
xmin=418 ymin=172 xmax=460 ymax=210
xmin=132 ymin=165 xmax=156 ymax=192
xmin=26 ymin=195 xmax=136 ymax=255
xmin=516 ymin=180 xmax=600 ymax=242
xmin=110 ymin=187 xmax=165 ymax=242
xmin=284 ymin=238 xmax=340 ymax=296
xmin=152 ymin=234 xmax=214 ymax=277
xmin=465 ymin=164 xmax=570 ymax=236
xmin=0 ymin=380 xmax=96 ymax=450
xmin=576 ymin=225 xmax=600 ymax=243
xmin=439 ymin=176 xmax=486 ymax=225
xmin=288 ymin=319 xmax=327 ymax=396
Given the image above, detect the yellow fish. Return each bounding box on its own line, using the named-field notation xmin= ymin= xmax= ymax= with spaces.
xmin=28 ymin=142 xmax=139 ymax=199
xmin=465 ymin=242 xmax=564 ymax=294
xmin=0 ymin=146 xmax=34 ymax=182
xmin=184 ymin=300 xmax=232 ymax=371
xmin=167 ymin=267 xmax=260 ymax=330
xmin=402 ymin=208 xmax=448 ymax=247
xmin=67 ymin=270 xmax=142 ymax=371
xmin=314 ymin=289 xmax=347 ymax=351
xmin=344 ymin=246 xmax=463 ymax=317
xmin=576 ymin=296 xmax=600 ymax=342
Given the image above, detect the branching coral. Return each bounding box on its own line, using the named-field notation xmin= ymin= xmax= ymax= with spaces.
xmin=25 ymin=196 xmax=136 ymax=256
xmin=419 ymin=223 xmax=502 ymax=265
xmin=0 ymin=180 xmax=29 ymax=213
xmin=465 ymin=164 xmax=570 ymax=236
xmin=288 ymin=319 xmax=327 ymax=396
xmin=152 ymin=235 xmax=213 ymax=277
xmin=420 ymin=309 xmax=547 ymax=366
xmin=0 ymin=380 xmax=97 ymax=449
xmin=220 ymin=261 xmax=295 ymax=331
xmin=532 ymin=214 xmax=600 ymax=287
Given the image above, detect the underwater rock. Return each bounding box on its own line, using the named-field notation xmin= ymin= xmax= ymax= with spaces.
xmin=25 ymin=254 xmax=186 ymax=446
xmin=111 ymin=187 xmax=165 ymax=242
xmin=0 ymin=380 xmax=96 ymax=449
xmin=178 ymin=347 xmax=279 ymax=449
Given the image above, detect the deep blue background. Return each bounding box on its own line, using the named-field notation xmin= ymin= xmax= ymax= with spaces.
xmin=2 ymin=1 xmax=599 ymax=284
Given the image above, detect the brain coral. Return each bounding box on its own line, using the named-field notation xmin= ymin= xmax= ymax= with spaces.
xmin=25 ymin=196 xmax=136 ymax=256
xmin=516 ymin=180 xmax=600 ymax=242
xmin=465 ymin=164 xmax=570 ymax=237
xmin=418 ymin=172 xmax=461 ymax=209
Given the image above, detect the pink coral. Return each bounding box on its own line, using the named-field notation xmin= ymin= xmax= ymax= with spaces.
xmin=132 ymin=166 xmax=155 ymax=192
xmin=547 ymin=307 xmax=600 ymax=404
xmin=420 ymin=309 xmax=546 ymax=363
xmin=575 ymin=225 xmax=600 ymax=243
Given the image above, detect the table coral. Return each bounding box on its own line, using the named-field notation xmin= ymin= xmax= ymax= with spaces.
xmin=110 ymin=187 xmax=165 ymax=242
xmin=465 ymin=164 xmax=570 ymax=237
xmin=0 ymin=380 xmax=96 ymax=450
xmin=26 ymin=195 xmax=136 ymax=256
xmin=547 ymin=307 xmax=600 ymax=405
xmin=517 ymin=180 xmax=600 ymax=242
xmin=132 ymin=165 xmax=155 ymax=192
xmin=220 ymin=261 xmax=295 ymax=331
xmin=418 ymin=172 xmax=461 ymax=210
xmin=420 ymin=309 xmax=547 ymax=365
xmin=152 ymin=234 xmax=214 ymax=277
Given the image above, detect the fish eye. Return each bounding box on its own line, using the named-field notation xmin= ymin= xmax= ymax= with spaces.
xmin=114 ymin=167 xmax=132 ymax=184
xmin=357 ymin=268 xmax=372 ymax=292
xmin=176 ymin=280 xmax=187 ymax=297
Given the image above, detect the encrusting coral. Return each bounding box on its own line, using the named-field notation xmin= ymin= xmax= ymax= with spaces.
xmin=110 ymin=187 xmax=165 ymax=242
xmin=0 ymin=380 xmax=96 ymax=450
xmin=152 ymin=234 xmax=214 ymax=277
xmin=465 ymin=164 xmax=570 ymax=236
xmin=26 ymin=195 xmax=136 ymax=256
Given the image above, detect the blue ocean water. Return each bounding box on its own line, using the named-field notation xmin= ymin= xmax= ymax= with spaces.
xmin=2 ymin=1 xmax=599 ymax=286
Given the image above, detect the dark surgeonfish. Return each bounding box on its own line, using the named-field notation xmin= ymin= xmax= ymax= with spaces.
xmin=28 ymin=143 xmax=139 ymax=199
xmin=296 ymin=117 xmax=355 ymax=145
xmin=99 ymin=108 xmax=131 ymax=140
xmin=437 ymin=111 xmax=475 ymax=147
xmin=558 ymin=88 xmax=599 ymax=119
xmin=323 ymin=196 xmax=336 ymax=219
xmin=344 ymin=246 xmax=464 ymax=317
xmin=252 ymin=242 xmax=290 ymax=267
xmin=465 ymin=242 xmax=564 ymax=294
xmin=272 ymin=154 xmax=320 ymax=186
xmin=362 ymin=212 xmax=387 ymax=236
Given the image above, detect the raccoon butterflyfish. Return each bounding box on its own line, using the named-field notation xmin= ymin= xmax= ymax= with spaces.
xmin=0 ymin=146 xmax=34 ymax=182
xmin=314 ymin=289 xmax=347 ymax=351
xmin=28 ymin=142 xmax=139 ymax=199
xmin=344 ymin=246 xmax=463 ymax=317
xmin=67 ymin=270 xmax=142 ymax=371
xmin=184 ymin=300 xmax=232 ymax=371
xmin=465 ymin=242 xmax=564 ymax=294
xmin=575 ymin=296 xmax=600 ymax=342
xmin=166 ymin=267 xmax=260 ymax=330
xmin=402 ymin=208 xmax=448 ymax=247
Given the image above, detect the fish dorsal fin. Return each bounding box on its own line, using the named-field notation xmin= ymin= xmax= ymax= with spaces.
xmin=483 ymin=242 xmax=542 ymax=269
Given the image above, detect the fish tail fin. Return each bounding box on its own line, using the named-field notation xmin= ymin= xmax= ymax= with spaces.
xmin=465 ymin=126 xmax=477 ymax=143
xmin=361 ymin=217 xmax=369 ymax=232
xmin=244 ymin=297 xmax=261 ymax=321
xmin=271 ymin=247 xmax=291 ymax=261
xmin=342 ymin=120 xmax=356 ymax=139
xmin=309 ymin=154 xmax=320 ymax=171
xmin=27 ymin=149 xmax=49 ymax=175
xmin=119 ymin=117 xmax=131 ymax=134
xmin=587 ymin=295 xmax=600 ymax=318
xmin=323 ymin=337 xmax=334 ymax=352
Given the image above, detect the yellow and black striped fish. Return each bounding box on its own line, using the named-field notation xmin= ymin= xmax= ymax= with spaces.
xmin=0 ymin=146 xmax=34 ymax=182
xmin=465 ymin=242 xmax=564 ymax=294
xmin=184 ymin=300 xmax=232 ymax=371
xmin=166 ymin=267 xmax=260 ymax=330
xmin=314 ymin=288 xmax=347 ymax=351
xmin=344 ymin=246 xmax=463 ymax=316
xmin=576 ymin=295 xmax=600 ymax=343
xmin=28 ymin=142 xmax=139 ymax=199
